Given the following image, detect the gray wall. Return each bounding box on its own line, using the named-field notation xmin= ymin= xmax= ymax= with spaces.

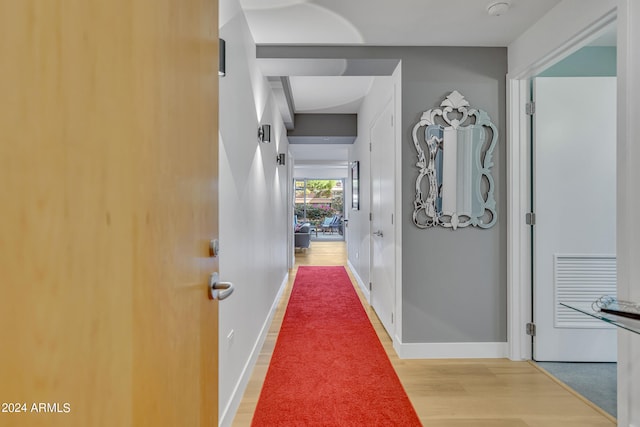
xmin=289 ymin=114 xmax=357 ymax=137
xmin=259 ymin=46 xmax=507 ymax=344
xmin=400 ymin=47 xmax=507 ymax=343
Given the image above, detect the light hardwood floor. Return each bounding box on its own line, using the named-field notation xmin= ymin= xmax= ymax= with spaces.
xmin=232 ymin=241 xmax=615 ymax=427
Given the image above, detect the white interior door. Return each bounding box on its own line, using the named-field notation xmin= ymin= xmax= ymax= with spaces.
xmin=533 ymin=77 xmax=617 ymax=361
xmin=371 ymin=99 xmax=396 ymax=337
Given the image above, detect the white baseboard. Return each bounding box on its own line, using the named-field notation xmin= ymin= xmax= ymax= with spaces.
xmin=396 ymin=341 xmax=508 ymax=359
xmin=347 ymin=260 xmax=369 ymax=302
xmin=218 ymin=272 xmax=289 ymax=427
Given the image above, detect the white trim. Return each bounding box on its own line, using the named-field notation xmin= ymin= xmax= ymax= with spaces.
xmin=506 ymin=78 xmax=532 ymax=361
xmin=508 ymin=1 xmax=617 ymax=79
xmin=348 ymin=260 xmax=369 ymax=302
xmin=396 ymin=341 xmax=508 ymax=359
xmin=219 ymin=272 xmax=289 ymax=427
xmin=392 ymin=70 xmax=403 ymax=349
xmin=287 ymin=152 xmax=295 ymax=270
xmin=616 ymin=2 xmax=640 ymax=425
xmin=505 ymin=8 xmax=617 ymax=361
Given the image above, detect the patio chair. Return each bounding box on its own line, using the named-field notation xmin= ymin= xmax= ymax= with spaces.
xmin=329 ymin=215 xmax=343 ymax=234
xmin=320 ymin=216 xmax=336 ymax=234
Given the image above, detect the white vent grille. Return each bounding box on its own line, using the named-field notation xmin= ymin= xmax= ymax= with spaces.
xmin=554 ymin=254 xmax=616 ymax=329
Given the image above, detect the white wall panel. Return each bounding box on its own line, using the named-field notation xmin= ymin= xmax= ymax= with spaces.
xmin=218 ymin=1 xmax=290 ymax=424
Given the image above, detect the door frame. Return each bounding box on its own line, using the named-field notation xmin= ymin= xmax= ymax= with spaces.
xmin=506 ymin=10 xmax=617 ymax=361
xmin=288 ymin=155 xmax=295 ymax=270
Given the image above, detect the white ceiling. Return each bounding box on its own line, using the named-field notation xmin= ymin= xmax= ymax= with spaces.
xmin=239 ymin=0 xmax=563 ymax=46
xmin=241 ymin=0 xmax=566 ymax=112
xmin=290 ymin=76 xmax=374 ymax=114
xmin=237 ymin=0 xmax=565 ymax=164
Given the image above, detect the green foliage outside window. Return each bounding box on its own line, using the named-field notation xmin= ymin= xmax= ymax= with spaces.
xmin=295 ymin=179 xmax=344 ymax=226
xmin=295 ymin=204 xmax=333 ymax=223
xmin=304 ymin=180 xmax=335 ymax=198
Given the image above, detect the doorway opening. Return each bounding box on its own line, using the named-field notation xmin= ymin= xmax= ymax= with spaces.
xmin=295 ymin=178 xmax=345 ymax=242
xmin=528 ymin=28 xmax=617 ymax=419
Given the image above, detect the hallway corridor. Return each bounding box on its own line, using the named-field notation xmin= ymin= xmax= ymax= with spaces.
xmin=232 ymin=242 xmax=615 ymax=426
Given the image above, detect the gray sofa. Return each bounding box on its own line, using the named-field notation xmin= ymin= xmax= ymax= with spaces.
xmin=294 ymin=224 xmax=311 ymax=249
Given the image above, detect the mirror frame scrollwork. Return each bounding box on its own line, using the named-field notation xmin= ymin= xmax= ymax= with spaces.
xmin=412 ymin=90 xmax=498 ymax=230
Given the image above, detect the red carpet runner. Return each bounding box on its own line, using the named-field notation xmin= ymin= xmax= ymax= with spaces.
xmin=251 ymin=266 xmax=422 ymax=426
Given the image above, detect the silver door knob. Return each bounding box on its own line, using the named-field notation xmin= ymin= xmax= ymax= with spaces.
xmin=209 ymin=272 xmax=234 ymax=300
xmin=373 ymin=230 xmax=383 ymax=237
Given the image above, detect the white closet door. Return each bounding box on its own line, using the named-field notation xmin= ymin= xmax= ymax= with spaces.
xmin=533 ymin=76 xmax=617 ymax=361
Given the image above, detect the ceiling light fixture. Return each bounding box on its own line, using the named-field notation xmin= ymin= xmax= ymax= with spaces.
xmin=486 ymin=1 xmax=510 ymax=16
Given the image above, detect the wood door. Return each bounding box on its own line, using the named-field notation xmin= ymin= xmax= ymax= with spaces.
xmin=532 ymin=77 xmax=616 ymax=361
xmin=0 ymin=1 xmax=220 ymax=426
xmin=370 ymin=98 xmax=396 ymax=338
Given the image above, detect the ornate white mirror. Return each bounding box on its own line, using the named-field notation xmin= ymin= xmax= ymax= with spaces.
xmin=412 ymin=91 xmax=497 ymax=229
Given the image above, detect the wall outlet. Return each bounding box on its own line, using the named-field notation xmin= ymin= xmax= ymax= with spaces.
xmin=355 ymin=252 xmax=359 ymax=259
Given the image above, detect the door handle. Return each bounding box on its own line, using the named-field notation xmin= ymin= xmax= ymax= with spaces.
xmin=373 ymin=230 xmax=383 ymax=237
xmin=209 ymin=273 xmax=234 ymax=300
